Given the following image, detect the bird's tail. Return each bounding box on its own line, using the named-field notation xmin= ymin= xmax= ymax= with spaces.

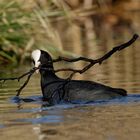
xmin=114 ymin=88 xmax=127 ymax=96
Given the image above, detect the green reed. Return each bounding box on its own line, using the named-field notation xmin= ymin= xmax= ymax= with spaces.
xmin=0 ymin=0 xmax=139 ymax=66
xmin=0 ymin=1 xmax=32 ymax=65
xmin=0 ymin=0 xmax=76 ymax=65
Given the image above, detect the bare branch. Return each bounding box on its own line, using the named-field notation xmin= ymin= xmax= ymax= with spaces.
xmin=54 ymin=34 xmax=138 ymax=64
xmin=53 ymin=56 xmax=93 ymax=63
xmin=54 ymin=34 xmax=139 ymax=79
xmin=0 ymin=69 xmax=33 ymax=82
xmin=16 ymin=73 xmax=33 ymax=96
xmin=0 ymin=67 xmax=38 ymax=96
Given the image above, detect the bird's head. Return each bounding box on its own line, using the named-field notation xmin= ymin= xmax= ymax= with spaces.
xmin=31 ymin=49 xmax=53 ymax=73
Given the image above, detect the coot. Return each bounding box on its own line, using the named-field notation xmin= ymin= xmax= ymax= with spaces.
xmin=31 ymin=50 xmax=127 ymax=105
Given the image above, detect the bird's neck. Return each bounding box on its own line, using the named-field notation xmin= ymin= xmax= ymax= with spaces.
xmin=40 ymin=66 xmax=60 ymax=85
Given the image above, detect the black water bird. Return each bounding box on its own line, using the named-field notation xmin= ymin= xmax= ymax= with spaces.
xmin=31 ymin=50 xmax=127 ymax=105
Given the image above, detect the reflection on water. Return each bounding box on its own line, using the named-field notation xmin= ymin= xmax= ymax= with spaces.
xmin=0 ymin=97 xmax=140 ymax=140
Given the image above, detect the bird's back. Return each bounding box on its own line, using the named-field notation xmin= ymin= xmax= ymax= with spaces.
xmin=63 ymin=80 xmax=127 ymax=102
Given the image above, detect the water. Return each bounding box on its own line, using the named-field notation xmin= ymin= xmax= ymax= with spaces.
xmin=0 ymin=38 xmax=140 ymax=140
xmin=0 ymin=52 xmax=140 ymax=140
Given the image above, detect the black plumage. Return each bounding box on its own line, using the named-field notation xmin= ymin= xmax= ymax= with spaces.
xmin=32 ymin=50 xmax=127 ymax=105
